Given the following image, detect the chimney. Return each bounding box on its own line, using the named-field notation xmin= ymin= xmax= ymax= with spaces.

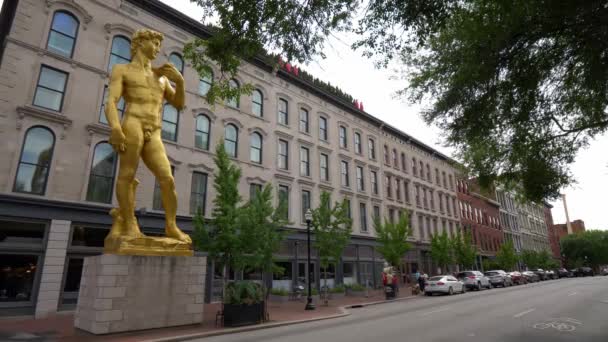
xmin=561 ymin=193 xmax=573 ymax=235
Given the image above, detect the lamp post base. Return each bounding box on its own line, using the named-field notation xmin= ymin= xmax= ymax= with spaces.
xmin=305 ymin=298 xmax=316 ymax=310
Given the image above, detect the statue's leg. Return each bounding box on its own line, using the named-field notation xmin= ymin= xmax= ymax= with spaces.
xmin=142 ymin=131 xmax=191 ymax=244
xmin=115 ymin=118 xmax=144 ymax=238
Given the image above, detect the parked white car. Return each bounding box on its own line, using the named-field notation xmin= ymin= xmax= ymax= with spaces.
xmin=425 ymin=275 xmax=466 ymax=296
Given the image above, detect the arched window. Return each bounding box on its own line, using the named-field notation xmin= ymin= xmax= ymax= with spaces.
xmin=161 ymin=104 xmax=179 ymax=141
xmin=195 ymin=114 xmax=210 ymax=150
xmin=169 ymin=52 xmax=184 ymax=74
xmin=250 ymin=132 xmax=262 ymax=164
xmin=227 ymin=79 xmax=240 ymax=108
xmin=108 ymin=36 xmax=131 ymax=72
xmin=86 ymin=142 xmax=117 ymax=203
xmin=14 ymin=126 xmax=55 ymax=195
xmin=225 ymin=124 xmax=238 ymax=158
xmin=199 ymin=71 xmax=213 ymax=96
xmin=252 ymin=89 xmax=263 ymax=116
xmin=47 ymin=11 xmax=79 ymax=58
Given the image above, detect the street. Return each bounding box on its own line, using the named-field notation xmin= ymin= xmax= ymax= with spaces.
xmin=194 ymin=276 xmax=608 ymax=342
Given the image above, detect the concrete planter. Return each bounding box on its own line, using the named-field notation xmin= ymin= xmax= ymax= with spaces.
xmin=223 ymin=302 xmax=265 ymax=327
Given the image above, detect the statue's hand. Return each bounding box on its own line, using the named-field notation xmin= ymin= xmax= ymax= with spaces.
xmin=154 ymin=63 xmax=183 ymax=84
xmin=109 ymin=127 xmax=126 ymax=152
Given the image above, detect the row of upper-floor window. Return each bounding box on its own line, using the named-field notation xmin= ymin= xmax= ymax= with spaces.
xmin=463 ymin=225 xmax=502 ymax=252
xmin=414 ymin=213 xmax=460 ymax=241
xmin=458 ymin=201 xmax=500 ymax=229
xmin=11 ymin=125 xmax=389 ymax=235
xmin=383 ymin=175 xmax=460 ymax=218
xmin=42 ymin=10 xmax=458 ymax=178
xmin=383 ymin=145 xmax=455 ymax=192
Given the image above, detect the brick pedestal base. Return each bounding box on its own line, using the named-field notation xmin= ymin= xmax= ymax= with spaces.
xmin=74 ymin=254 xmax=206 ymax=334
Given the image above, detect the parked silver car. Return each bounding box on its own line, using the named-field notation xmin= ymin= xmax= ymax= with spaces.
xmin=456 ymin=271 xmax=491 ymax=290
xmin=485 ymin=270 xmax=513 ymax=287
xmin=425 ymin=275 xmax=466 ymax=296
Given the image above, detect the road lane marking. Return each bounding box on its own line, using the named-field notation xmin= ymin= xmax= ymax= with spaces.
xmin=567 ymin=292 xmax=578 ymax=296
xmin=420 ymin=307 xmax=450 ymax=316
xmin=513 ymin=308 xmax=536 ymax=318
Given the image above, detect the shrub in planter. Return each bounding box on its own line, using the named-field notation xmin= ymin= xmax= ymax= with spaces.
xmin=269 ymin=288 xmax=290 ymax=303
xmin=223 ymin=281 xmax=265 ymax=327
xmin=329 ymin=285 xmax=346 ymax=299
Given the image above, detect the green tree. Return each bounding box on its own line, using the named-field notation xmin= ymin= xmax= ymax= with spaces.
xmin=561 ymin=230 xmax=608 ymax=270
xmin=374 ymin=214 xmax=412 ymax=269
xmin=193 ymin=142 xmax=287 ymax=303
xmin=430 ymin=231 xmax=453 ymax=274
xmin=193 ymin=142 xmax=243 ymax=281
xmin=311 ymin=192 xmax=352 ymax=301
xmin=495 ymin=240 xmax=518 ymax=271
xmin=451 ymin=231 xmax=477 ymax=270
xmin=236 ymin=183 xmax=288 ymax=278
xmin=520 ymin=250 xmax=539 ymax=269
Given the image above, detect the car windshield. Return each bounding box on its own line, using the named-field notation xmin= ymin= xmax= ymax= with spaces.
xmin=429 ymin=276 xmax=444 ymax=281
xmin=457 ymin=272 xmax=473 ymax=278
xmin=485 ymin=272 xmax=499 ymax=276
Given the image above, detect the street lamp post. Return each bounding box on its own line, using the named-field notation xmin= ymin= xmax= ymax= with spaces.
xmin=304 ymin=209 xmax=315 ymax=311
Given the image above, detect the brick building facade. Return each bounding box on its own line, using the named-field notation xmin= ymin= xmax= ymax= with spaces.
xmin=456 ymin=178 xmax=503 ymax=267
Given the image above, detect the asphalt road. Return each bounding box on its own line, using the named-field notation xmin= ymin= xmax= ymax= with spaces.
xmin=194 ymin=276 xmax=608 ymax=342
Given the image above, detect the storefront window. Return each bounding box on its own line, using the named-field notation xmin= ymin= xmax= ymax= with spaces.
xmin=0 ymin=221 xmax=45 ymax=246
xmin=70 ymin=226 xmax=107 ymax=247
xmin=61 ymin=258 xmax=83 ymax=305
xmin=0 ymin=255 xmax=39 ymax=303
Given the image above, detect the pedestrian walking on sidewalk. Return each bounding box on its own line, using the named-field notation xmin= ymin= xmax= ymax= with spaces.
xmin=418 ymin=270 xmax=426 ymax=293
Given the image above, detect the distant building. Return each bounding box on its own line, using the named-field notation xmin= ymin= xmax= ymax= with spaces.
xmin=550 ymin=220 xmax=586 ymax=260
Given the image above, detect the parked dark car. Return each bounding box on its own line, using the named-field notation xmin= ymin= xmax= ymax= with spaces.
xmin=522 ymin=271 xmax=539 ymax=283
xmin=569 ymin=268 xmax=578 ymax=277
xmin=545 ymin=269 xmax=557 ymax=280
xmin=485 ymin=270 xmax=513 ymax=287
xmin=509 ymin=271 xmax=527 ymax=285
xmin=576 ymin=267 xmax=595 ymax=277
xmin=601 ymin=267 xmax=608 ymax=276
xmin=556 ymin=268 xmax=570 ymax=278
xmin=531 ymin=269 xmax=547 ymax=281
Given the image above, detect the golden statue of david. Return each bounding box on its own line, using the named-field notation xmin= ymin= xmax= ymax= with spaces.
xmin=103 ymin=29 xmax=192 ymax=256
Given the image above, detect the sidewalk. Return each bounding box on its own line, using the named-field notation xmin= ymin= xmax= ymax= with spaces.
xmin=0 ymin=287 xmax=417 ymax=342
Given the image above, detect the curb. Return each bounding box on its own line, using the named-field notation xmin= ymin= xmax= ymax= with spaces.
xmin=144 ymin=295 xmax=418 ymax=342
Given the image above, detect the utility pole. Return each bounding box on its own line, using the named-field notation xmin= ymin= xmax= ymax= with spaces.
xmin=561 ymin=194 xmax=573 ymax=235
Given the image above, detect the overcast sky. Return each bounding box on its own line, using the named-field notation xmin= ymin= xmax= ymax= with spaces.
xmin=8 ymin=0 xmax=602 ymax=229
xmin=160 ymin=0 xmax=608 ymax=230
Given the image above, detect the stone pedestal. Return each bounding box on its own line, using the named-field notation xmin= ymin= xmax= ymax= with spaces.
xmin=74 ymin=254 xmax=206 ymax=334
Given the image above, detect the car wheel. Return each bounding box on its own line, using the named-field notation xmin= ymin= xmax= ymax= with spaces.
xmin=476 ymin=282 xmax=481 ymax=291
xmin=486 ymin=283 xmax=492 ymax=289
xmin=425 ymin=292 xmax=432 ymax=296
xmin=462 ymin=286 xmax=466 ymax=294
xmin=448 ymin=287 xmax=454 ymax=295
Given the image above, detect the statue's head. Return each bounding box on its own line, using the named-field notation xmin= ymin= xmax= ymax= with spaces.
xmin=383 ymin=261 xmax=389 ymax=268
xmin=131 ymin=29 xmax=164 ymax=60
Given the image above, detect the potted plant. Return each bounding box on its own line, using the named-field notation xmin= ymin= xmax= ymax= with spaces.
xmin=329 ymin=285 xmax=346 ymax=300
xmin=223 ymin=281 xmax=265 ymax=327
xmin=269 ymin=288 xmax=290 ymax=303
xmin=346 ymin=283 xmax=366 ymax=297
